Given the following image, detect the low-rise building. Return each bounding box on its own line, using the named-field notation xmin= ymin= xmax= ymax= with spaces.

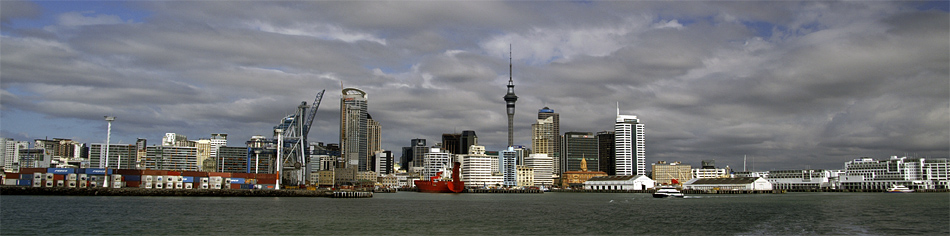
xmin=584 ymin=175 xmax=654 ymax=190
xmin=517 ymin=165 xmax=534 ymax=187
xmin=840 ymin=156 xmax=949 ymax=190
xmin=683 ymin=177 xmax=773 ymax=191
xmin=767 ymin=169 xmax=839 ymax=190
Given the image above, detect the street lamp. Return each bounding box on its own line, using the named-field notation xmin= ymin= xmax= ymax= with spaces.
xmin=275 ymin=129 xmax=282 ymax=190
xmin=103 ymin=116 xmax=115 ymax=169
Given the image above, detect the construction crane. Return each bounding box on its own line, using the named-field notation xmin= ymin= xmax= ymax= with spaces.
xmin=274 ymin=89 xmax=325 ymax=186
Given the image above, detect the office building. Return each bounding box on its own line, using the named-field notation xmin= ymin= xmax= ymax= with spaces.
xmin=652 ymin=161 xmax=692 ymax=185
xmin=422 ymin=148 xmax=452 ymax=179
xmin=840 ymin=156 xmax=949 ymax=190
xmin=596 ymin=131 xmax=616 ymax=175
xmin=340 ymin=88 xmax=369 ymax=170
xmin=532 ymin=115 xmax=556 ymax=173
xmin=2 ymin=138 xmax=29 ymax=171
xmin=458 ymin=145 xmax=503 ymax=188
xmin=500 ymin=147 xmax=518 ymax=187
xmin=537 ymin=107 xmax=560 ymax=168
xmin=367 ymin=115 xmax=381 ymax=169
xmin=89 ymin=144 xmax=136 ymax=169
xmin=143 ymin=146 xmax=199 ymax=171
xmin=524 ymin=153 xmax=553 ymax=187
xmin=563 ymin=132 xmax=598 ymax=173
xmin=615 ymin=107 xmax=645 ymax=175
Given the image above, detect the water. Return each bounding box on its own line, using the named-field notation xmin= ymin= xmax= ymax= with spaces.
xmin=2 ymin=192 xmax=947 ymax=235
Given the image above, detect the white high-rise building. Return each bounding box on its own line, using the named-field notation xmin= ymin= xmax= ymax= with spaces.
xmin=458 ymin=145 xmax=503 ymax=188
xmin=500 ymin=147 xmax=518 ymax=187
xmin=615 ymin=106 xmax=645 ymax=176
xmin=1 ymin=138 xmax=29 ymax=171
xmin=423 ymin=148 xmax=452 ymax=179
xmin=524 ymin=153 xmax=553 ymax=187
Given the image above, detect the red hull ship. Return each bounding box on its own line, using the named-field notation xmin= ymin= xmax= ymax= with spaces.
xmin=414 ymin=162 xmax=465 ymax=193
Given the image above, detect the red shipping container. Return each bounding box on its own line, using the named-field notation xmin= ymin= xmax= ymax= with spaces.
xmin=257 ymin=178 xmax=277 ymax=184
xmin=142 ymin=170 xmax=167 ymax=176
xmin=232 ymin=173 xmax=254 ymax=179
xmin=167 ymin=171 xmax=182 ymax=176
xmin=181 ymin=171 xmax=209 ymax=177
xmin=230 ymin=183 xmax=242 ymax=189
xmin=5 ymin=173 xmax=20 ymax=179
xmin=53 ymin=174 xmax=65 ymax=181
xmin=255 ymin=173 xmax=277 ymax=179
xmin=20 ymin=168 xmax=47 ymax=174
xmin=125 ymin=181 xmax=142 ymax=188
xmin=114 ymin=169 xmax=145 ymax=175
xmin=209 ymin=172 xmax=231 ymax=178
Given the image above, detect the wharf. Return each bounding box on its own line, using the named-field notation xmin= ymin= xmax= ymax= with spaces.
xmin=465 ymin=189 xmax=543 ymax=193
xmin=0 ymin=186 xmax=374 ymax=198
xmin=552 ymin=189 xmax=783 ymax=194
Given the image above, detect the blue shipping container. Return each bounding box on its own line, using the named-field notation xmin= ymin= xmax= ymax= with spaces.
xmin=20 ymin=174 xmax=33 ymax=180
xmin=17 ymin=179 xmax=31 ymax=186
xmin=124 ymin=175 xmax=141 ymax=181
xmin=47 ymin=168 xmax=75 ymax=174
xmin=228 ymin=178 xmax=246 ymax=184
xmin=182 ymin=176 xmax=194 ymax=183
xmin=84 ymin=168 xmax=112 ymax=175
xmin=242 ymin=184 xmax=255 ymax=189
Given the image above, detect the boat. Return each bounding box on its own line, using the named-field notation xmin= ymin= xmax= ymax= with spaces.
xmin=414 ymin=162 xmax=465 ymax=193
xmin=886 ymin=185 xmax=914 ymax=193
xmin=653 ymin=186 xmax=684 ymax=198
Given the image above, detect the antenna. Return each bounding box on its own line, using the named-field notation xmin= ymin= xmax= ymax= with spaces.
xmin=509 ymin=44 xmax=512 ymax=83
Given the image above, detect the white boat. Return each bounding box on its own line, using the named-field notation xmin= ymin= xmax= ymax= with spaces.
xmin=887 ymin=185 xmax=914 ymax=193
xmin=653 ymin=186 xmax=684 ymax=198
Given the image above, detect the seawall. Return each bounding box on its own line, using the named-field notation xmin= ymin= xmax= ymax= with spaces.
xmin=0 ymin=186 xmax=347 ymax=197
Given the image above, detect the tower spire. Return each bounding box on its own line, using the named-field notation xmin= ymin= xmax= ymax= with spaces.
xmin=503 ymin=44 xmax=518 ymax=147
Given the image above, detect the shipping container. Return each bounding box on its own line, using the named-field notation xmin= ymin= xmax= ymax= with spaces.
xmin=232 ymin=173 xmax=254 ymax=179
xmin=257 ymin=178 xmax=277 ymax=185
xmin=123 ymin=175 xmax=141 ymax=182
xmin=155 ymin=176 xmax=164 ymax=182
xmin=79 ymin=181 xmax=88 ymax=188
xmin=155 ymin=182 xmax=164 ymax=189
xmin=242 ymin=184 xmax=255 ymax=189
xmin=199 ymin=183 xmax=209 ymax=189
xmin=212 ymin=183 xmax=222 ymax=189
xmin=125 ymin=181 xmax=141 ymax=188
xmin=84 ymin=168 xmax=112 ymax=175
xmin=227 ymin=178 xmax=247 ymax=184
xmin=44 ymin=173 xmax=54 ymax=180
xmin=144 ymin=175 xmax=153 ymax=182
xmin=142 ymin=170 xmax=166 ymax=175
xmin=53 ymin=174 xmax=65 ymax=181
xmin=5 ymin=173 xmax=21 ymax=179
xmin=78 ymin=174 xmax=87 ymax=181
xmin=20 ymin=174 xmax=32 ymax=180
xmin=32 ymin=180 xmax=41 ymax=187
xmin=208 ymin=172 xmax=232 ymax=178
xmin=164 ymin=175 xmax=174 ymax=183
xmin=113 ymin=169 xmax=144 ymax=176
xmin=144 ymin=183 xmax=152 ymax=189
xmin=255 ymin=173 xmax=278 ymax=179
xmin=174 ymin=183 xmax=182 ymax=189
xmin=112 ymin=174 xmax=123 ymax=182
xmin=18 ymin=179 xmax=32 ymax=186
xmin=47 ymin=168 xmax=75 ymax=174
xmin=66 ymin=174 xmax=77 ymax=181
xmin=182 ymin=176 xmax=194 ymax=183
xmin=167 ymin=171 xmax=182 ymax=176
xmin=67 ymin=181 xmax=76 ymax=188
xmin=56 ymin=180 xmax=64 ymax=187
xmin=260 ymin=184 xmax=276 ymax=189
xmin=229 ymin=183 xmax=242 ymax=189
xmin=199 ymin=177 xmax=209 ymax=184
xmin=112 ymin=182 xmax=123 ymax=188
xmin=20 ymin=168 xmax=47 ymax=174
xmin=3 ymin=179 xmax=18 ymax=185
xmin=33 ymin=172 xmax=43 ymax=180
xmin=90 ymin=175 xmax=100 ymax=182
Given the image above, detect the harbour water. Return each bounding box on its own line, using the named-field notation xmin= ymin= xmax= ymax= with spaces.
xmin=2 ymin=192 xmax=947 ymax=235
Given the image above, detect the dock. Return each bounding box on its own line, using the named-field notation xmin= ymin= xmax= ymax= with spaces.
xmin=0 ymin=186 xmax=374 ymax=198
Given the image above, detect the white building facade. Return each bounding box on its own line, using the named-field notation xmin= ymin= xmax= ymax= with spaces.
xmin=584 ymin=175 xmax=655 ymax=190
xmin=459 ymin=146 xmax=503 ymax=188
xmin=524 ymin=153 xmax=553 ymax=187
xmin=840 ymin=156 xmax=949 ymax=190
xmin=500 ymin=147 xmax=518 ymax=187
xmin=615 ymin=109 xmax=645 ymax=176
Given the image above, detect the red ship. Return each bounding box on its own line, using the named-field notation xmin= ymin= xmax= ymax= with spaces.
xmin=414 ymin=162 xmax=465 ymax=193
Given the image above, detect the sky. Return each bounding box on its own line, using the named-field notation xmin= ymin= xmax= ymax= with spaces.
xmin=1 ymin=1 xmax=947 ymax=171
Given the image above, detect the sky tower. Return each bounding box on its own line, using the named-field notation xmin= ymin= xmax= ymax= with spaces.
xmin=503 ymin=45 xmax=518 ymax=147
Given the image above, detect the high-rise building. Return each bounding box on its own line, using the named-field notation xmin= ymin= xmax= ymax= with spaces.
xmin=143 ymin=146 xmax=199 ymax=171
xmin=340 ymin=88 xmax=369 ymax=170
xmin=374 ymin=150 xmax=394 ymax=175
xmin=524 ymin=153 xmax=553 ymax=187
xmin=422 ymin=148 xmax=452 ymax=179
xmin=500 ymin=147 xmax=518 ymax=187
xmin=163 ymin=133 xmax=194 ymax=147
xmin=89 ymin=144 xmax=137 ymax=169
xmin=537 ymin=107 xmax=560 ymax=160
xmin=1 ymin=138 xmax=29 ymax=171
xmin=366 ymin=115 xmax=382 ymax=169
xmin=210 ymin=133 xmax=227 ymax=159
xmin=460 ymin=130 xmax=478 ymax=155
xmin=503 ymin=47 xmax=518 ymax=147
xmin=615 ymin=107 xmax=645 ymax=176
xmin=532 ymin=115 xmax=556 ymax=175
xmin=563 ymin=132 xmax=598 ymax=172
xmin=441 ymin=133 xmax=461 ymax=154
xmin=458 ymin=145 xmax=503 ymax=188
xmin=596 ymin=131 xmax=616 ymax=175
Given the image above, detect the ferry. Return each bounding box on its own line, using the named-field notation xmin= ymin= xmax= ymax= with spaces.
xmin=886 ymin=185 xmax=914 ymax=193
xmin=653 ymin=186 xmax=685 ymax=198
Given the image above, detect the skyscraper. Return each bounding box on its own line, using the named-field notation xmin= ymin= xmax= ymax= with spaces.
xmin=367 ymin=113 xmax=382 ymax=169
xmin=503 ymin=46 xmax=518 ymax=147
xmin=562 ymin=132 xmax=598 ymax=172
xmin=340 ymin=88 xmax=368 ymax=170
xmin=615 ymin=106 xmax=645 ymax=176
xmin=596 ymin=131 xmax=616 ymax=175
xmin=532 ymin=114 xmax=557 ymax=178
xmin=537 ymin=107 xmax=560 ymax=159
xmin=460 ymin=130 xmax=478 ymax=155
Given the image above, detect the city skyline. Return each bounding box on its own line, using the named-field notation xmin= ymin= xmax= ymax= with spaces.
xmin=1 ymin=1 xmax=947 ymax=171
